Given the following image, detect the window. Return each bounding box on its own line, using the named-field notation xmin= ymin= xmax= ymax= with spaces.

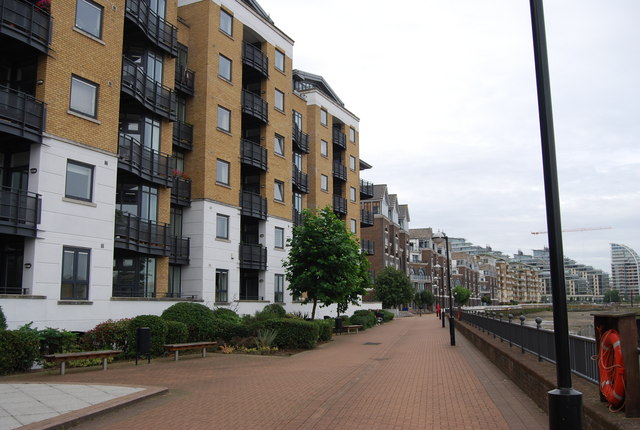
xmin=320 ymin=109 xmax=327 ymax=126
xmin=70 ymin=75 xmax=98 ymax=118
xmin=350 ymin=186 xmax=356 ymax=202
xmin=349 ymin=127 xmax=356 ymax=143
xmin=75 ymin=0 xmax=103 ymax=38
xmin=216 ymin=159 xmax=229 ymax=185
xmin=275 ymin=49 xmax=285 ymax=72
xmin=216 ymin=213 xmax=229 ymax=239
xmin=65 ymin=160 xmax=94 ymax=201
xmin=320 ymin=139 xmax=328 ymax=157
xmin=112 ymin=255 xmax=156 ymax=297
xmin=349 ymin=155 xmax=356 ymax=171
xmin=274 ymin=88 xmax=284 ymax=111
xmin=217 ymin=106 xmax=230 ymax=132
xmin=274 ymin=134 xmax=284 ymax=156
xmin=218 ymin=54 xmax=232 ymax=81
xmin=350 ymin=219 xmax=357 ymax=234
xmin=168 ymin=264 xmax=181 ymax=298
xmin=220 ymin=9 xmax=233 ymax=36
xmin=320 ymin=174 xmax=328 ymax=191
xmin=115 ymin=183 xmax=158 ymax=221
xmin=215 ymin=269 xmax=228 ymax=302
xmin=274 ymin=180 xmax=284 ymax=202
xmin=61 ymin=247 xmax=90 ymax=300
xmin=274 ymin=274 xmax=284 ymax=302
xmin=275 ymin=227 xmax=284 ymax=249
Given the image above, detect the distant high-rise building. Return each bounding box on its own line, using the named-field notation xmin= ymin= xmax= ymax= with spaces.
xmin=611 ymin=243 xmax=640 ymax=299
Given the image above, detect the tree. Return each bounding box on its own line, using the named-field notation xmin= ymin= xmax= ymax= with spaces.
xmin=481 ymin=295 xmax=491 ymax=305
xmin=413 ymin=290 xmax=435 ymax=316
xmin=603 ymin=289 xmax=620 ymax=303
xmin=374 ymin=267 xmax=414 ymax=309
xmin=453 ymin=286 xmax=471 ymax=306
xmin=284 ymin=207 xmax=370 ymax=319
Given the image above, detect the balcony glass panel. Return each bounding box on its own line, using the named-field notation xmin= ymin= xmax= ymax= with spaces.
xmin=0 ymin=186 xmax=40 ymax=237
xmin=241 ymin=89 xmax=268 ymax=124
xmin=242 ymin=41 xmax=268 ymax=78
xmin=240 ymin=139 xmax=267 ymax=171
xmin=332 ymin=160 xmax=347 ymax=181
xmin=0 ymin=0 xmax=51 ymax=54
xmin=360 ymin=179 xmax=374 ymax=199
xmin=292 ymin=123 xmax=309 ymax=153
xmin=292 ymin=165 xmax=309 ymax=194
xmin=174 ymin=65 xmax=195 ymax=96
xmin=172 ymin=120 xmax=193 ymax=151
xmin=124 ymin=0 xmax=177 ymax=57
xmin=114 ymin=211 xmax=170 ymax=256
xmin=332 ymin=128 xmax=346 ymax=149
xmin=0 ymin=85 xmax=45 ymax=143
xmin=240 ymin=190 xmax=267 ymax=220
xmin=169 ymin=235 xmax=189 ymax=264
xmin=118 ymin=133 xmax=175 ymax=187
xmin=333 ymin=195 xmax=347 ymax=215
xmin=121 ymin=57 xmax=176 ymax=120
xmin=171 ymin=176 xmax=191 ymax=206
xmin=239 ymin=243 xmax=267 ymax=270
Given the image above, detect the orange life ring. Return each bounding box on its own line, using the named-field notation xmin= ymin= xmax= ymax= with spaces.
xmin=598 ymin=329 xmax=625 ymax=409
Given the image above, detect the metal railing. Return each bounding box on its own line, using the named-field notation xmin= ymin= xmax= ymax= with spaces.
xmin=333 ymin=195 xmax=347 ymax=215
xmin=241 ymin=89 xmax=268 ymax=123
xmin=292 ymin=208 xmax=303 ymax=226
xmin=124 ymin=0 xmax=178 ymax=57
xmin=332 ymin=160 xmax=347 ymax=181
xmin=242 ymin=41 xmax=268 ymax=78
xmin=360 ymin=209 xmax=374 ymax=226
xmin=171 ymin=176 xmax=191 ymax=207
xmin=240 ymin=190 xmax=267 ymax=220
xmin=239 ymin=243 xmax=267 ymax=270
xmin=169 ymin=235 xmax=190 ymax=265
xmin=174 ymin=64 xmax=195 ymax=95
xmin=332 ymin=128 xmax=346 ymax=149
xmin=292 ymin=165 xmax=309 ymax=193
xmin=0 ymin=84 xmax=46 ymax=143
xmin=0 ymin=0 xmax=51 ymax=54
xmin=172 ymin=120 xmax=193 ymax=151
xmin=118 ymin=133 xmax=175 ymax=187
xmin=240 ymin=139 xmax=268 ymax=171
xmin=114 ymin=211 xmax=170 ymax=256
xmin=0 ymin=185 xmax=41 ymax=237
xmin=360 ymin=179 xmax=374 ymax=199
xmin=361 ymin=239 xmax=375 ymax=255
xmin=121 ymin=57 xmax=176 ymax=120
xmin=292 ymin=123 xmax=309 ymax=153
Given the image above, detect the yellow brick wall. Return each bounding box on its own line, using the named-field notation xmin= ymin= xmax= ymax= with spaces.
xmin=305 ymin=102 xmax=333 ymax=211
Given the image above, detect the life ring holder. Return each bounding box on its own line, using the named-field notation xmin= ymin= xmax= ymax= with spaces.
xmin=597 ymin=329 xmax=626 ymax=411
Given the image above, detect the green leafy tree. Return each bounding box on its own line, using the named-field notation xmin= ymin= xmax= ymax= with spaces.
xmin=374 ymin=267 xmax=414 ymax=309
xmin=481 ymin=295 xmax=491 ymax=305
xmin=453 ymin=286 xmax=471 ymax=306
xmin=413 ymin=290 xmax=435 ymax=316
xmin=603 ymin=289 xmax=620 ymax=303
xmin=284 ymin=207 xmax=370 ymax=320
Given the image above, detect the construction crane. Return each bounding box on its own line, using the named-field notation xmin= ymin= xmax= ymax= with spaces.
xmin=531 ymin=227 xmax=612 ymax=235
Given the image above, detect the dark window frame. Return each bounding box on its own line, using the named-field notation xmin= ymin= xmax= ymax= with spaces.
xmin=216 ymin=269 xmax=229 ymax=302
xmin=217 ymin=105 xmax=231 ymax=132
xmin=220 ymin=9 xmax=233 ymax=36
xmin=216 ymin=213 xmax=229 ymax=239
xmin=75 ymin=0 xmax=104 ymax=39
xmin=65 ymin=159 xmax=94 ymax=202
xmin=61 ymin=246 xmax=90 ymax=300
xmin=274 ymin=227 xmax=285 ymax=249
xmin=69 ymin=75 xmax=99 ymax=118
xmin=275 ymin=49 xmax=285 ymax=72
xmin=216 ymin=159 xmax=230 ymax=185
xmin=218 ymin=54 xmax=232 ymax=81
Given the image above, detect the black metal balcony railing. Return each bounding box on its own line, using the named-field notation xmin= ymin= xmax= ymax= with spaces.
xmin=124 ymin=0 xmax=178 ymax=57
xmin=0 ymin=186 xmax=41 ymax=237
xmin=240 ymin=190 xmax=267 ymax=220
xmin=171 ymin=176 xmax=191 ymax=207
xmin=239 ymin=243 xmax=267 ymax=271
xmin=0 ymin=0 xmax=51 ymax=54
xmin=292 ymin=123 xmax=309 ymax=153
xmin=332 ymin=127 xmax=346 ymax=150
xmin=332 ymin=160 xmax=347 ymax=181
xmin=0 ymin=85 xmax=46 ymax=143
xmin=174 ymin=64 xmax=195 ymax=96
xmin=292 ymin=165 xmax=309 ymax=194
xmin=333 ymin=195 xmax=347 ymax=215
xmin=112 ymin=286 xmax=156 ymax=298
xmin=360 ymin=179 xmax=374 ymax=199
xmin=292 ymin=208 xmax=303 ymax=226
xmin=121 ymin=57 xmax=177 ymax=120
xmin=118 ymin=133 xmax=175 ymax=187
xmin=361 ymin=239 xmax=375 ymax=255
xmin=240 ymin=139 xmax=267 ymax=171
xmin=242 ymin=41 xmax=268 ymax=78
xmin=114 ymin=211 xmax=171 ymax=256
xmin=241 ymin=89 xmax=268 ymax=124
xmin=172 ymin=120 xmax=193 ymax=151
xmin=169 ymin=235 xmax=190 ymax=265
xmin=360 ymin=209 xmax=374 ymax=227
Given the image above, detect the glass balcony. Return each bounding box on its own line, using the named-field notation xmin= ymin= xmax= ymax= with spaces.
xmin=124 ymin=0 xmax=178 ymax=57
xmin=0 ymin=186 xmax=40 ymax=237
xmin=169 ymin=235 xmax=189 ymax=265
xmin=174 ymin=64 xmax=195 ymax=96
xmin=332 ymin=127 xmax=346 ymax=150
xmin=114 ymin=211 xmax=171 ymax=256
xmin=333 ymin=195 xmax=347 ymax=215
xmin=360 ymin=179 xmax=374 ymax=199
xmin=118 ymin=133 xmax=175 ymax=187
xmin=240 ymin=139 xmax=267 ymax=171
xmin=292 ymin=165 xmax=308 ymax=194
xmin=0 ymin=0 xmax=51 ymax=54
xmin=292 ymin=123 xmax=309 ymax=153
xmin=121 ymin=57 xmax=176 ymax=120
xmin=172 ymin=120 xmax=193 ymax=151
xmin=241 ymin=89 xmax=268 ymax=124
xmin=171 ymin=176 xmax=191 ymax=207
xmin=242 ymin=41 xmax=268 ymax=78
xmin=239 ymin=243 xmax=267 ymax=270
xmin=240 ymin=190 xmax=267 ymax=220
xmin=0 ymin=85 xmax=46 ymax=143
xmin=360 ymin=209 xmax=374 ymax=227
xmin=332 ymin=160 xmax=347 ymax=181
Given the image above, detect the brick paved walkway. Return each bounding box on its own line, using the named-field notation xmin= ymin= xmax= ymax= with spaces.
xmin=5 ymin=316 xmax=547 ymax=429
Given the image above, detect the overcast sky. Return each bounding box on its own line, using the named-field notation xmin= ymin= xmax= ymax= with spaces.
xmin=259 ymin=0 xmax=640 ymax=273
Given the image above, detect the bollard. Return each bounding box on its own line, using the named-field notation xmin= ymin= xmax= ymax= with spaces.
xmin=535 ymin=317 xmax=542 ymax=362
xmin=520 ymin=315 xmax=526 ymax=354
xmin=508 ymin=314 xmax=513 ymax=347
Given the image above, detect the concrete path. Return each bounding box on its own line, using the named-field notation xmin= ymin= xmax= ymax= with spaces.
xmin=1 ymin=315 xmax=547 ymax=429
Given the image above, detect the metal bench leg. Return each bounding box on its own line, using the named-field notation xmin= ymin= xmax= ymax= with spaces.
xmin=202 ymin=348 xmax=206 ymax=358
xmin=102 ymin=358 xmax=108 ymax=371
xmin=174 ymin=350 xmax=179 ymax=361
xmin=60 ymin=361 xmax=66 ymax=376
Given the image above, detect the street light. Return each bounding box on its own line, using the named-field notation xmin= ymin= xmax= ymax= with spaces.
xmin=432 ymin=231 xmax=455 ymax=346
xmin=434 ymin=263 xmax=445 ymax=328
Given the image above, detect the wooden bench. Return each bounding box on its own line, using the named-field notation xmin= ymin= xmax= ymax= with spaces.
xmin=43 ymin=350 xmax=122 ymax=375
xmin=336 ymin=324 xmax=363 ymax=334
xmin=163 ymin=341 xmax=217 ymax=361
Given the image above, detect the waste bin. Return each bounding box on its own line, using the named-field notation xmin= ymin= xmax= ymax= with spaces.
xmin=136 ymin=327 xmax=151 ymax=365
xmin=335 ymin=317 xmax=343 ymax=334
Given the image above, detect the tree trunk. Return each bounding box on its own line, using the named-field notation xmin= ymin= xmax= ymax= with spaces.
xmin=312 ymin=298 xmax=318 ymax=320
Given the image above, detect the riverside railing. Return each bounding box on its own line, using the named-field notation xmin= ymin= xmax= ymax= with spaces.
xmin=461 ymin=310 xmax=599 ymax=384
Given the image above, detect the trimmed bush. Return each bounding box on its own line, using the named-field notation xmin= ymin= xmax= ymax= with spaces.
xmin=0 ymin=330 xmax=40 ymax=375
xmin=161 ymin=302 xmax=216 ymax=341
xmin=212 ymin=307 xmax=241 ymax=323
xmin=36 ymin=327 xmax=79 ymax=355
xmin=80 ymin=319 xmax=130 ymax=352
xmin=381 ymin=310 xmax=395 ymax=322
xmin=351 ymin=310 xmax=376 ymax=329
xmin=165 ymin=321 xmax=188 ymax=344
xmin=313 ymin=320 xmax=333 ymax=342
xmin=256 ymin=319 xmax=319 ymax=349
xmin=0 ymin=306 xmax=6 ymax=330
xmin=261 ymin=304 xmax=286 ymax=318
xmin=209 ymin=319 xmax=251 ymax=343
xmin=127 ymin=315 xmax=168 ymax=357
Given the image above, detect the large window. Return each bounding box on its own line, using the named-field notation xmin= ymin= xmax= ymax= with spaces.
xmin=274 ymin=274 xmax=284 ymax=303
xmin=274 ymin=227 xmax=284 ymax=249
xmin=116 ymin=183 xmax=158 ymax=221
xmin=320 ymin=174 xmax=328 ymax=192
xmin=274 ymin=88 xmax=284 ymax=111
xmin=320 ymin=139 xmax=328 ymax=157
xmin=349 ymin=127 xmax=356 ymax=143
xmin=168 ymin=264 xmax=181 ymax=298
xmin=216 ymin=159 xmax=229 ymax=185
xmin=70 ymin=75 xmax=98 ymax=118
xmin=274 ymin=180 xmax=284 ymax=202
xmin=320 ymin=109 xmax=327 ymax=126
xmin=216 ymin=269 xmax=228 ymax=302
xmin=349 ymin=155 xmax=356 ymax=171
xmin=216 ymin=214 xmax=229 ymax=239
xmin=274 ymin=134 xmax=285 ymax=156
xmin=275 ymin=49 xmax=285 ymax=72
xmin=65 ymin=160 xmax=94 ymax=201
xmin=61 ymin=247 xmax=90 ymax=300
xmin=218 ymin=54 xmax=232 ymax=81
xmin=75 ymin=0 xmax=103 ymax=38
xmin=112 ymin=255 xmax=156 ymax=298
xmin=217 ymin=106 xmax=230 ymax=132
xmin=220 ymin=9 xmax=233 ymax=36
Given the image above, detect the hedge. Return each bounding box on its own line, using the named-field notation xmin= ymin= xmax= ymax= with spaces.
xmin=0 ymin=330 xmax=40 ymax=375
xmin=209 ymin=319 xmax=252 ymax=343
xmin=256 ymin=319 xmax=319 ymax=349
xmin=212 ymin=307 xmax=241 ymax=323
xmin=0 ymin=305 xmax=6 ymax=330
xmin=165 ymin=321 xmax=189 ymax=345
xmin=313 ymin=320 xmax=333 ymax=342
xmin=350 ymin=310 xmax=376 ymax=329
xmin=80 ymin=319 xmax=130 ymax=352
xmin=161 ymin=302 xmax=217 ymax=341
xmin=127 ymin=315 xmax=168 ymax=357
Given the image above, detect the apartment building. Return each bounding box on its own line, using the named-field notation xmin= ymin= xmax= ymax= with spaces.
xmin=610 ymin=243 xmax=639 ymax=300
xmin=451 ymin=251 xmax=479 ymax=305
xmin=0 ymin=0 xmax=370 ymax=330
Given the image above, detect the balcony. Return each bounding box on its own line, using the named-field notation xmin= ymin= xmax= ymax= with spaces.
xmin=114 ymin=211 xmax=171 ymax=256
xmin=242 ymin=41 xmax=268 ymax=78
xmin=0 ymin=186 xmax=40 ymax=237
xmin=0 ymin=0 xmax=51 ymax=54
xmin=410 ymin=274 xmax=431 ymax=283
xmin=241 ymin=89 xmax=268 ymax=124
xmin=174 ymin=65 xmax=195 ymax=96
xmin=333 ymin=195 xmax=347 ymax=215
xmin=332 ymin=128 xmax=346 ymax=150
xmin=239 ymin=243 xmax=267 ymax=271
xmin=332 ymin=160 xmax=347 ymax=181
xmin=240 ymin=139 xmax=267 ymax=171
xmin=361 ymin=239 xmax=375 ymax=255
xmin=240 ymin=190 xmax=267 ymax=220
xmin=171 ymin=176 xmax=191 ymax=207
xmin=292 ymin=124 xmax=309 ymax=153
xmin=0 ymin=85 xmax=46 ymax=143
xmin=118 ymin=133 xmax=175 ymax=187
xmin=124 ymin=0 xmax=177 ymax=57
xmin=292 ymin=208 xmax=303 ymax=226
xmin=121 ymin=57 xmax=176 ymax=120
xmin=360 ymin=209 xmax=374 ymax=227
xmin=292 ymin=165 xmax=308 ymax=194
xmin=360 ymin=179 xmax=374 ymax=199
xmin=172 ymin=120 xmax=193 ymax=151
xmin=169 ymin=235 xmax=190 ymax=265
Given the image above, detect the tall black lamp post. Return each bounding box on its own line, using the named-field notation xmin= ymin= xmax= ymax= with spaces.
xmin=433 ymin=231 xmax=454 ymax=346
xmin=435 ymin=263 xmax=445 ymax=327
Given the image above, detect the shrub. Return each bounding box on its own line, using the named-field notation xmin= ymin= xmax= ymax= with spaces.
xmin=161 ymin=302 xmax=216 ymax=341
xmin=381 ymin=310 xmax=394 ymax=322
xmin=127 ymin=315 xmax=168 ymax=357
xmin=261 ymin=304 xmax=287 ymax=318
xmin=35 ymin=326 xmax=79 ymax=355
xmin=350 ymin=310 xmax=376 ymax=328
xmin=165 ymin=321 xmax=188 ymax=344
xmin=313 ymin=320 xmax=333 ymax=342
xmin=212 ymin=307 xmax=241 ymax=323
xmin=209 ymin=319 xmax=251 ymax=343
xmin=0 ymin=330 xmax=40 ymax=375
xmin=0 ymin=306 xmax=6 ymax=330
xmin=254 ymin=328 xmax=278 ymax=348
xmin=80 ymin=319 xmax=130 ymax=352
xmin=256 ymin=319 xmax=319 ymax=349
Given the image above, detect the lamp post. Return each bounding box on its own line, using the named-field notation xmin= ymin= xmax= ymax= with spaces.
xmin=435 ymin=263 xmax=445 ymax=327
xmin=433 ymin=231 xmax=455 ymax=346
